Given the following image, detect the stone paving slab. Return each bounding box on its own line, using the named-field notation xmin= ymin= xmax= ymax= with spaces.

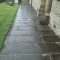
xmin=44 ymin=43 xmax=60 ymax=53
xmin=34 ymin=43 xmax=50 ymax=54
xmin=2 ymin=43 xmax=35 ymax=55
xmin=37 ymin=25 xmax=52 ymax=30
xmin=15 ymin=55 xmax=51 ymax=60
xmin=15 ymin=36 xmax=42 ymax=43
xmin=42 ymin=36 xmax=60 ymax=42
xmin=38 ymin=30 xmax=56 ymax=36
xmin=1 ymin=55 xmax=15 ymax=60
xmin=51 ymin=54 xmax=60 ymax=60
xmin=0 ymin=3 xmax=60 ymax=60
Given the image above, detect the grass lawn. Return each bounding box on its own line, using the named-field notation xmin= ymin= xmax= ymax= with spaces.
xmin=0 ymin=2 xmax=19 ymax=49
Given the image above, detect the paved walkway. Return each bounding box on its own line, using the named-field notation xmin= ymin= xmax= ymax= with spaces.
xmin=0 ymin=3 xmax=60 ymax=60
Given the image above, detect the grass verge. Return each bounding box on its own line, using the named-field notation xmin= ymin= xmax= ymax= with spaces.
xmin=0 ymin=2 xmax=19 ymax=49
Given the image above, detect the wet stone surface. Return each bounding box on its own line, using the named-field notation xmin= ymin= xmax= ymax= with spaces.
xmin=37 ymin=25 xmax=52 ymax=30
xmin=2 ymin=43 xmax=35 ymax=54
xmin=34 ymin=43 xmax=50 ymax=54
xmin=1 ymin=55 xmax=15 ymax=60
xmin=0 ymin=3 xmax=60 ymax=60
xmin=42 ymin=36 xmax=60 ymax=42
xmin=15 ymin=55 xmax=51 ymax=60
xmin=15 ymin=36 xmax=42 ymax=43
xmin=51 ymin=54 xmax=60 ymax=60
xmin=38 ymin=30 xmax=56 ymax=36
xmin=44 ymin=43 xmax=60 ymax=53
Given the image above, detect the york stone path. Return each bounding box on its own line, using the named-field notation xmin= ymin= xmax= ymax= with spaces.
xmin=0 ymin=3 xmax=60 ymax=60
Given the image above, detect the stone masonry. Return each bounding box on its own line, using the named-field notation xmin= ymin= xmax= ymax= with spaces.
xmin=50 ymin=0 xmax=60 ymax=36
xmin=29 ymin=0 xmax=60 ymax=36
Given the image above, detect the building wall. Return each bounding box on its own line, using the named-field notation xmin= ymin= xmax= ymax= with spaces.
xmin=40 ymin=0 xmax=46 ymax=15
xmin=21 ymin=0 xmax=29 ymax=2
xmin=50 ymin=0 xmax=60 ymax=36
xmin=15 ymin=0 xmax=18 ymax=3
xmin=29 ymin=0 xmax=46 ymax=15
xmin=29 ymin=0 xmax=41 ymax=11
xmin=45 ymin=0 xmax=52 ymax=13
xmin=29 ymin=0 xmax=60 ymax=36
xmin=29 ymin=0 xmax=31 ymax=5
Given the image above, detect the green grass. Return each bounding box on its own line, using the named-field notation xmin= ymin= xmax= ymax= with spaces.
xmin=0 ymin=2 xmax=19 ymax=49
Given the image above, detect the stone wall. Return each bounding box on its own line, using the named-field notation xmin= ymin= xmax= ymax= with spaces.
xmin=29 ymin=0 xmax=60 ymax=36
xmin=40 ymin=0 xmax=46 ymax=15
xmin=29 ymin=0 xmax=31 ymax=5
xmin=29 ymin=0 xmax=46 ymax=15
xmin=29 ymin=0 xmax=41 ymax=11
xmin=33 ymin=0 xmax=41 ymax=11
xmin=15 ymin=0 xmax=18 ymax=3
xmin=45 ymin=0 xmax=52 ymax=13
xmin=21 ymin=0 xmax=29 ymax=2
xmin=50 ymin=0 xmax=60 ymax=36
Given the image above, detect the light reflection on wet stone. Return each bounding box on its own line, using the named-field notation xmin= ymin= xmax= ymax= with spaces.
xmin=0 ymin=3 xmax=60 ymax=60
